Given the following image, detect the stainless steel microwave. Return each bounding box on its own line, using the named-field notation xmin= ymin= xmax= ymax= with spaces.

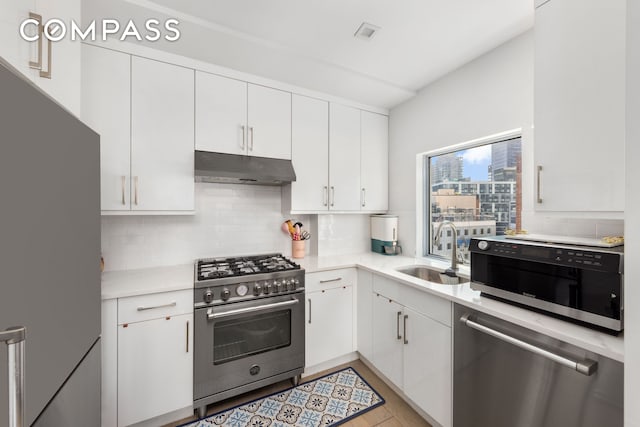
xmin=470 ymin=237 xmax=624 ymax=333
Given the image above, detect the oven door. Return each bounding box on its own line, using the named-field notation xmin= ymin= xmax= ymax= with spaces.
xmin=194 ymin=292 xmax=305 ymax=401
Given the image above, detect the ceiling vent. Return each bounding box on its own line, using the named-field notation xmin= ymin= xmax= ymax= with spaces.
xmin=354 ymin=22 xmax=380 ymax=40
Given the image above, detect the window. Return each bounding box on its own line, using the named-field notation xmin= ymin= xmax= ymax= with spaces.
xmin=420 ymin=132 xmax=522 ymax=264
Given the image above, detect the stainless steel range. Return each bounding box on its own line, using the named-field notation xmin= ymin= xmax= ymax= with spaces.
xmin=193 ymin=254 xmax=305 ymax=418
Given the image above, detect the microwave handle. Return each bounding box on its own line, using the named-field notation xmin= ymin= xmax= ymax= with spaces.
xmin=460 ymin=314 xmax=597 ymax=376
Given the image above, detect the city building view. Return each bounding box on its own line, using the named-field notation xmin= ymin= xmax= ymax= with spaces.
xmin=429 ymin=137 xmax=522 ymax=264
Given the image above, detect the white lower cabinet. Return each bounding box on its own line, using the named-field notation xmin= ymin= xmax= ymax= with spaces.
xmin=305 ymin=269 xmax=355 ymax=368
xmin=369 ymin=274 xmax=452 ymax=427
xmin=356 ymin=269 xmax=373 ymax=360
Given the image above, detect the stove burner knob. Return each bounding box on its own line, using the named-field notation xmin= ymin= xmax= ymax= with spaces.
xmin=253 ymin=283 xmax=262 ymax=296
xmin=292 ymin=279 xmax=300 ymax=289
xmin=273 ymin=280 xmax=282 ymax=293
xmin=264 ymin=283 xmax=272 ymax=294
xmin=203 ymin=289 xmax=214 ymax=304
xmin=221 ymin=288 xmax=231 ymax=301
xmin=282 ymin=280 xmax=290 ymax=291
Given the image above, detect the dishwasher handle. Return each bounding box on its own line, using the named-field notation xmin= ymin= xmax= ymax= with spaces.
xmin=460 ymin=314 xmax=598 ymax=376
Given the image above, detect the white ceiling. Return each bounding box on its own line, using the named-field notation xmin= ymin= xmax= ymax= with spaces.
xmin=83 ymin=0 xmax=534 ymax=109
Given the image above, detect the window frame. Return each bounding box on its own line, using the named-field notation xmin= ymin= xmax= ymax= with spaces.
xmin=415 ymin=128 xmax=522 ymax=262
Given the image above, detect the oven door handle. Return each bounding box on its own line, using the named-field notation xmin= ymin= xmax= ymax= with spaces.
xmin=207 ymin=298 xmax=299 ymax=320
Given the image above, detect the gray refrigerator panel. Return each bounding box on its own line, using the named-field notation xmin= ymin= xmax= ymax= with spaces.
xmin=0 ymin=59 xmax=101 ymax=425
xmin=32 ymin=339 xmax=101 ymax=427
xmin=453 ymin=304 xmax=623 ymax=427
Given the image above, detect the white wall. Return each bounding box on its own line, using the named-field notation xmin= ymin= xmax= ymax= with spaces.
xmin=388 ymin=30 xmax=623 ymax=257
xmin=101 ymin=183 xmax=370 ymax=271
xmin=625 ymin=0 xmax=640 ymax=424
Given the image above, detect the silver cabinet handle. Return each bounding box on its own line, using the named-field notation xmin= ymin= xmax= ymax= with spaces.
xmin=403 ymin=314 xmax=408 ymax=345
xmin=319 ymin=277 xmax=342 ymax=284
xmin=323 ymin=186 xmax=328 ymax=207
xmin=396 ymin=311 xmax=402 ymax=340
xmin=1 ymin=326 xmax=26 ymax=427
xmin=308 ymin=298 xmax=312 ymax=324
xmin=186 ymin=320 xmax=189 ymax=353
xmin=241 ymin=125 xmax=246 ymax=150
xmin=460 ymin=314 xmax=597 ymax=376
xmin=39 ymin=34 xmax=52 ymax=79
xmin=208 ymin=298 xmax=298 ymax=320
xmin=136 ymin=301 xmax=176 ymax=311
xmin=249 ymin=127 xmax=254 ymax=151
xmin=536 ymin=165 xmax=543 ymax=204
xmin=121 ymin=176 xmax=126 ymax=205
xmin=134 ymin=176 xmax=139 ymax=205
xmin=361 ymin=188 xmax=366 ymax=207
xmin=330 ymin=186 xmax=335 ymax=207
xmin=28 ymin=12 xmax=43 ymax=70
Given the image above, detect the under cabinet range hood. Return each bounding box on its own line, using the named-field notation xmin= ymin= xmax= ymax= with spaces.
xmin=195 ymin=151 xmax=296 ymax=185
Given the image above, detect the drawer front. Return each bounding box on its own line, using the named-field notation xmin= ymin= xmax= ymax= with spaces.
xmin=372 ymin=274 xmax=400 ymax=300
xmin=306 ymin=268 xmax=356 ymax=293
xmin=118 ymin=289 xmax=192 ymax=324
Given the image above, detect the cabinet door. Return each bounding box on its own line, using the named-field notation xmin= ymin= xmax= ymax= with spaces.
xmin=118 ymin=314 xmax=193 ymax=427
xmin=291 ymin=94 xmax=329 ymax=211
xmin=33 ymin=0 xmax=82 ymax=115
xmin=371 ymin=294 xmax=404 ymax=388
xmin=305 ymin=286 xmax=353 ymax=368
xmin=534 ymin=0 xmax=625 ymax=211
xmin=81 ymin=45 xmax=131 ymax=211
xmin=131 ymin=57 xmax=194 ymax=211
xmin=195 ymin=71 xmax=247 ymax=155
xmin=248 ymin=84 xmax=291 ymax=160
xmin=0 ymin=0 xmax=36 ymax=81
xmin=403 ymin=307 xmax=452 ymax=427
xmin=360 ymin=111 xmax=388 ymax=211
xmin=329 ymin=103 xmax=361 ymax=211
xmin=356 ymin=270 xmax=373 ymax=360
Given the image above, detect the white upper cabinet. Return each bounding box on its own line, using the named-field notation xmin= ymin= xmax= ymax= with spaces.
xmin=0 ymin=0 xmax=36 ymax=80
xmin=329 ymin=103 xmax=362 ymax=211
xmin=131 ymin=56 xmax=195 ymax=211
xmin=195 ymin=72 xmax=247 ymax=155
xmin=195 ymin=75 xmax=292 ymax=160
xmin=361 ymin=111 xmax=389 ymax=211
xmin=534 ymin=0 xmax=625 ymax=212
xmin=82 ymin=44 xmax=131 ymax=211
xmin=247 ymin=84 xmax=292 ymax=160
xmin=291 ymin=95 xmax=330 ymax=211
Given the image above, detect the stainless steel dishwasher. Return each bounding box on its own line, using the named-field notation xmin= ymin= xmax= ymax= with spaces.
xmin=453 ymin=304 xmax=623 ymax=427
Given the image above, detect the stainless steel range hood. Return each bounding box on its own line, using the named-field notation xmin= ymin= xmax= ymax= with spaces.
xmin=195 ymin=151 xmax=296 ymax=185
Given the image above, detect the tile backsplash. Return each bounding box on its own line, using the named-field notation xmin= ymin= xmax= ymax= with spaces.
xmin=101 ymin=183 xmax=371 ymax=271
xmin=521 ymin=212 xmax=624 ymax=239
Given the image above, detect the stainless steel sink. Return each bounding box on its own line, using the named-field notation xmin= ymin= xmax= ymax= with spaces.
xmin=396 ymin=266 xmax=469 ymax=285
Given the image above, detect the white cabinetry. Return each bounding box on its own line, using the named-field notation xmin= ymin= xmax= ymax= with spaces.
xmin=81 ymin=44 xmax=131 ymax=211
xmin=131 ymin=57 xmax=195 ymax=211
xmin=356 ymin=269 xmax=373 ymax=360
xmin=305 ymin=269 xmax=355 ymax=369
xmin=370 ymin=274 xmax=452 ymax=427
xmin=360 ymin=111 xmax=389 ymax=211
xmin=0 ymin=0 xmax=81 ymax=114
xmin=195 ymin=72 xmax=291 ymax=160
xmin=329 ymin=103 xmax=361 ymax=211
xmin=102 ymin=290 xmax=193 ymax=427
xmin=534 ymin=0 xmax=625 ymax=212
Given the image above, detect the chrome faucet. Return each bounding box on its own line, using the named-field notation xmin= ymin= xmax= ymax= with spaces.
xmin=434 ymin=220 xmax=459 ymax=275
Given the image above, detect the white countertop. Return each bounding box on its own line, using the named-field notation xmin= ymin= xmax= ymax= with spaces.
xmin=101 ymin=252 xmax=624 ymax=362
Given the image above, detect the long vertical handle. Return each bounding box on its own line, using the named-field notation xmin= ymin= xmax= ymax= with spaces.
xmin=396 ymin=311 xmax=402 ymax=340
xmin=39 ymin=36 xmax=52 ymax=79
xmin=323 ymin=186 xmax=328 ymax=207
xmin=536 ymin=165 xmax=543 ymax=204
xmin=308 ymin=299 xmax=312 ymax=324
xmin=134 ymin=176 xmax=139 ymax=206
xmin=361 ymin=188 xmax=366 ymax=207
xmin=121 ymin=176 xmax=126 ymax=205
xmin=403 ymin=315 xmax=409 ymax=344
xmin=240 ymin=125 xmax=246 ymax=150
xmin=330 ymin=186 xmax=335 ymax=207
xmin=1 ymin=327 xmax=26 ymax=427
xmin=186 ymin=320 xmax=189 ymax=353
xmin=249 ymin=127 xmax=254 ymax=151
xmin=28 ymin=13 xmax=43 ymax=70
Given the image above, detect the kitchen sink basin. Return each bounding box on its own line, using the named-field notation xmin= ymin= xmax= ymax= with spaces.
xmin=395 ymin=266 xmax=469 ymax=285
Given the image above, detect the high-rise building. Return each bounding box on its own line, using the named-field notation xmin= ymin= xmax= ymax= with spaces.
xmin=490 ymin=137 xmax=521 ymax=181
xmin=430 ymin=153 xmax=464 ymax=183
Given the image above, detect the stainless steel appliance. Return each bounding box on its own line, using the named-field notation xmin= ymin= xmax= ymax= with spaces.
xmin=454 ymin=304 xmax=623 ymax=427
xmin=193 ymin=254 xmax=305 ymax=418
xmin=470 ymin=236 xmax=623 ymax=332
xmin=0 ymin=59 xmax=101 ymax=426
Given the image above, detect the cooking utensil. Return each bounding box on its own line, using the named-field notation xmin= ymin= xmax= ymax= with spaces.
xmin=301 ymin=231 xmax=310 ymax=240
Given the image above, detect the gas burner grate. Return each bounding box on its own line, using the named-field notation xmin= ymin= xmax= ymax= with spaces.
xmin=196 ymin=254 xmax=300 ymax=281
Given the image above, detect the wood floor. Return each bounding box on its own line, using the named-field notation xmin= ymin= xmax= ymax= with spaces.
xmin=167 ymin=359 xmax=431 ymax=427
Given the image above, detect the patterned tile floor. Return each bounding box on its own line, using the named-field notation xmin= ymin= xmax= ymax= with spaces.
xmin=167 ymin=360 xmax=431 ymax=427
